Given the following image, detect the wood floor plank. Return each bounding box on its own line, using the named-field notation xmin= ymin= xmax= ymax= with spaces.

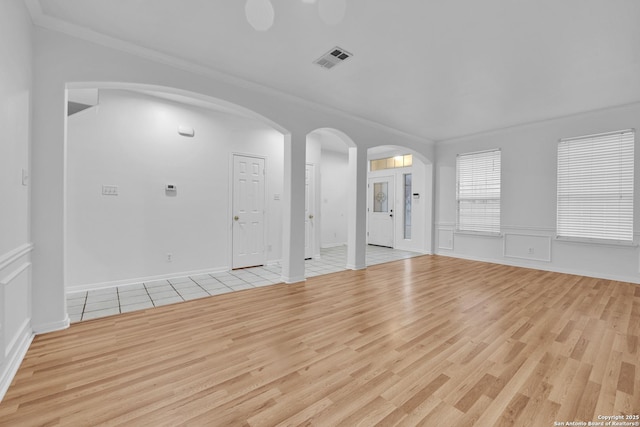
xmin=618 ymin=361 xmax=636 ymax=395
xmin=1 ymin=255 xmax=638 ymax=426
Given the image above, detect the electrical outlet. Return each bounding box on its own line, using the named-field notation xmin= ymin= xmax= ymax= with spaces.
xmin=167 ymin=253 xmax=173 ymax=262
xmin=528 ymin=248 xmax=534 ymax=254
xmin=102 ymin=185 xmax=119 ymax=196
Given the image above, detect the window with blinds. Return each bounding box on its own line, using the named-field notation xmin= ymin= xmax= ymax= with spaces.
xmin=557 ymin=129 xmax=635 ymax=242
xmin=456 ymin=149 xmax=501 ymax=234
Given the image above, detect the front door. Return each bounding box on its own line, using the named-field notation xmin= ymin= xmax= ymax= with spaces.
xmin=232 ymin=155 xmax=265 ymax=269
xmin=368 ymin=176 xmax=394 ymax=247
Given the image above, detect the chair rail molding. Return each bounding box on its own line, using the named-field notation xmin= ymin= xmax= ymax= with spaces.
xmin=0 ymin=243 xmax=34 ymax=271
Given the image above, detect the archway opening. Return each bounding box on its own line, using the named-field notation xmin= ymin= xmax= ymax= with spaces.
xmin=304 ymin=128 xmax=357 ymax=274
xmin=64 ymin=83 xmax=289 ymax=320
xmin=367 ymin=145 xmax=433 ymax=255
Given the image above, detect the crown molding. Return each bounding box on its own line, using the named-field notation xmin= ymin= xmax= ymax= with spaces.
xmin=435 ymin=99 xmax=640 ymax=146
xmin=24 ymin=0 xmax=434 ymax=146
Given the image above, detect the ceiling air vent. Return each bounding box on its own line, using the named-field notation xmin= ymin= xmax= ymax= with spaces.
xmin=313 ymin=46 xmax=353 ymax=69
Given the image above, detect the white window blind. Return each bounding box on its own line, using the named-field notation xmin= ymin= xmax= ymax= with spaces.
xmin=456 ymin=149 xmax=501 ymax=233
xmin=557 ymin=129 xmax=634 ymax=242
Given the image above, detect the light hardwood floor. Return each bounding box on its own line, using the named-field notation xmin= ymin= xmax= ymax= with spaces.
xmin=1 ymin=256 xmax=638 ymax=426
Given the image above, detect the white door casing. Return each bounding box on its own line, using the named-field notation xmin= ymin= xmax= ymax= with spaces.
xmin=305 ymin=163 xmax=315 ymax=260
xmin=368 ymin=175 xmax=394 ymax=247
xmin=232 ymin=155 xmax=265 ymax=268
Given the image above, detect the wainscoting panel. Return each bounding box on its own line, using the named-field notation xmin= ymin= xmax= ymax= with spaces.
xmin=438 ymin=228 xmax=454 ymax=250
xmin=2 ymin=262 xmax=30 ymax=356
xmin=504 ymin=233 xmax=551 ymax=262
xmin=0 ymin=244 xmax=33 ymax=402
xmin=0 ymin=281 xmax=3 ymax=368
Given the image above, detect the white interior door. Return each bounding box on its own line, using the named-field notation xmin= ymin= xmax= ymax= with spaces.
xmin=232 ymin=155 xmax=265 ymax=268
xmin=305 ymin=163 xmax=315 ymax=260
xmin=368 ymin=176 xmax=395 ymax=247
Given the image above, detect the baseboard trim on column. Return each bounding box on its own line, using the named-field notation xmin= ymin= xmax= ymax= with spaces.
xmin=346 ymin=264 xmax=366 ymax=271
xmin=32 ymin=316 xmax=70 ymax=335
xmin=281 ymin=275 xmax=306 ymax=284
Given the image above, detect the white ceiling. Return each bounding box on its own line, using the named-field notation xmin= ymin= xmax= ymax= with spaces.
xmin=30 ymin=0 xmax=640 ymax=141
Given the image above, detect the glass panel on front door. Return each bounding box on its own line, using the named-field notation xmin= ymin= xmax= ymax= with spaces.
xmin=404 ymin=173 xmax=412 ymax=239
xmin=373 ymin=182 xmax=389 ymax=212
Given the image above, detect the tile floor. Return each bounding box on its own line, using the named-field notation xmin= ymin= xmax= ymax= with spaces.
xmin=67 ymin=245 xmax=421 ymax=323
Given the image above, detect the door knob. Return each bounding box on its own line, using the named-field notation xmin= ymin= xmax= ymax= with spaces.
xmin=309 ymin=214 xmax=314 ymax=219
xmin=389 ymin=214 xmax=393 ymax=217
xmin=234 ymin=216 xmax=239 ymax=221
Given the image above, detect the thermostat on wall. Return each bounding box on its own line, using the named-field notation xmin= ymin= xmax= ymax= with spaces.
xmin=178 ymin=126 xmax=195 ymax=137
xmin=165 ymin=184 xmax=177 ymax=191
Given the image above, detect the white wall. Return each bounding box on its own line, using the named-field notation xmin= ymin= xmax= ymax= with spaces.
xmin=320 ymin=148 xmax=349 ymax=248
xmin=0 ymin=0 xmax=34 ymax=401
xmin=435 ymin=102 xmax=640 ymax=284
xmin=66 ymin=89 xmax=284 ymax=290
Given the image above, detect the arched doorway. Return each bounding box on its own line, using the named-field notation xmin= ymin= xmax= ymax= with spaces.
xmin=64 ymin=83 xmax=290 ymax=301
xmin=305 ymin=128 xmax=360 ymax=274
xmin=367 ymin=145 xmax=433 ymax=254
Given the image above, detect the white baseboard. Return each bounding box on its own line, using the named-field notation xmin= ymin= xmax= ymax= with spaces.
xmin=282 ymin=275 xmax=306 ymax=284
xmin=32 ymin=316 xmax=70 ymax=335
xmin=346 ymin=263 xmax=366 ymax=271
xmin=320 ymin=243 xmax=346 ymax=249
xmin=66 ymin=266 xmax=231 ymax=293
xmin=411 ymin=249 xmax=432 ymax=255
xmin=434 ymin=251 xmax=640 ymax=285
xmin=0 ymin=320 xmax=34 ymax=403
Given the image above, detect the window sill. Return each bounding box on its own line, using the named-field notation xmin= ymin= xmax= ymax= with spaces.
xmin=555 ymin=236 xmax=637 ymax=248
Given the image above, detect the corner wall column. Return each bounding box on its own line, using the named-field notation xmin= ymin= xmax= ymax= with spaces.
xmin=347 ymin=146 xmax=367 ymax=270
xmin=281 ymin=132 xmax=307 ymax=283
xmin=30 ymin=73 xmax=69 ymax=333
